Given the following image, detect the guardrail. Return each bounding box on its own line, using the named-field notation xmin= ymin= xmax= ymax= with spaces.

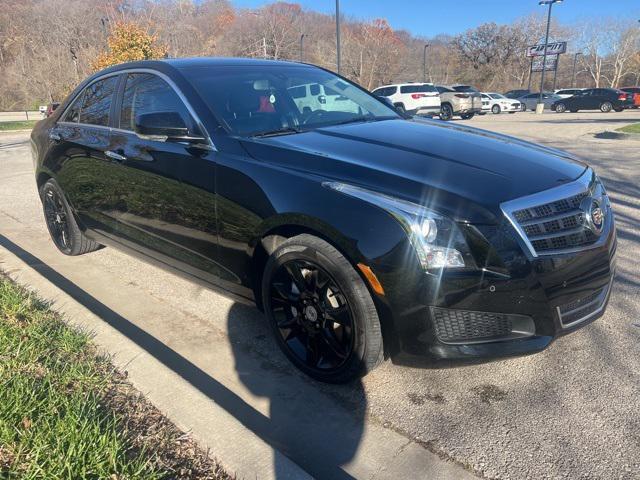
xmin=0 ymin=111 xmax=42 ymax=122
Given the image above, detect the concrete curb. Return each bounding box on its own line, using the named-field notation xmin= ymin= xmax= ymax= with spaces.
xmin=0 ymin=243 xmax=312 ymax=480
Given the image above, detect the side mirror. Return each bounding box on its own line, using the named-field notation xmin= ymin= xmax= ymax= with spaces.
xmin=135 ymin=112 xmax=206 ymax=144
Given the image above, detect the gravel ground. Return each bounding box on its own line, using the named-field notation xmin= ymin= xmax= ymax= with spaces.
xmin=1 ymin=110 xmax=639 ymax=479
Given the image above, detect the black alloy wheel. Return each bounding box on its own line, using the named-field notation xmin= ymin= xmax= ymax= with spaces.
xmin=40 ymin=179 xmax=101 ymax=256
xmin=42 ymin=182 xmax=72 ymax=254
xmin=262 ymin=234 xmax=383 ymax=382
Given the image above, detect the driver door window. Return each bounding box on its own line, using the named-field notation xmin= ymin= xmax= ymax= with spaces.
xmin=119 ymin=73 xmax=198 ymax=135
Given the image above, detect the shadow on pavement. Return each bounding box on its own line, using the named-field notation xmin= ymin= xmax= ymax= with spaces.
xmin=0 ymin=233 xmax=364 ymax=479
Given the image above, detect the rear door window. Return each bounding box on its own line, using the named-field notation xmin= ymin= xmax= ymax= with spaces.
xmin=79 ymin=76 xmax=118 ymax=127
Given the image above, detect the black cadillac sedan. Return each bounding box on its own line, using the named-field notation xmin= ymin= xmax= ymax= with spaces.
xmin=31 ymin=58 xmax=616 ymax=382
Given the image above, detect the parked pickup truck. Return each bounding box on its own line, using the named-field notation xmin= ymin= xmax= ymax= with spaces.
xmin=436 ymin=84 xmax=483 ymax=121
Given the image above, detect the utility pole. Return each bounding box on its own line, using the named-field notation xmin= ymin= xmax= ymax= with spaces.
xmin=423 ymin=44 xmax=430 ymax=83
xmin=537 ymin=0 xmax=562 ymax=114
xmin=300 ymin=34 xmax=305 ymax=62
xmin=336 ymin=0 xmax=341 ymax=74
xmin=571 ymin=52 xmax=582 ymax=88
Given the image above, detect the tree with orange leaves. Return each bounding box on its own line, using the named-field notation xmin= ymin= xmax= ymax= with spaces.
xmin=91 ymin=22 xmax=167 ymax=72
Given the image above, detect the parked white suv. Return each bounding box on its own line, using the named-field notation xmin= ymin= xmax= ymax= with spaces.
xmin=480 ymin=93 xmax=521 ymax=114
xmin=372 ymin=83 xmax=441 ymax=116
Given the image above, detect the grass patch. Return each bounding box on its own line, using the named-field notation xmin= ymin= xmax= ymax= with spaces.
xmin=617 ymin=123 xmax=640 ymax=134
xmin=0 ymin=120 xmax=38 ymax=131
xmin=0 ymin=275 xmax=231 ymax=479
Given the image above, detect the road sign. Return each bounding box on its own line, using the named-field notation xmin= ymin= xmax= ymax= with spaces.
xmin=532 ymin=55 xmax=558 ymax=72
xmin=527 ymin=42 xmax=567 ymax=57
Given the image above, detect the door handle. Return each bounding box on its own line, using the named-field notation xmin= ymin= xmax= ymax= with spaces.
xmin=105 ymin=150 xmax=127 ymax=163
xmin=49 ymin=131 xmax=62 ymax=142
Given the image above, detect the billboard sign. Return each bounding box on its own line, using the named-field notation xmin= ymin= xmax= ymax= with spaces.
xmin=527 ymin=42 xmax=567 ymax=57
xmin=532 ymin=55 xmax=558 ymax=72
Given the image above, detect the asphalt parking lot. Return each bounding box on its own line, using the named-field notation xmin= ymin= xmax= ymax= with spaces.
xmin=1 ymin=110 xmax=639 ymax=479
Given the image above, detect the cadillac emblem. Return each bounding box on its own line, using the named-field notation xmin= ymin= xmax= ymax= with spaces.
xmin=581 ymin=197 xmax=605 ymax=236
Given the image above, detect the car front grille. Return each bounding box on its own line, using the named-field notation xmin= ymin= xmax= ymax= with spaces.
xmin=556 ymin=280 xmax=611 ymax=328
xmin=501 ymin=169 xmax=610 ymax=257
xmin=431 ymin=307 xmax=513 ymax=342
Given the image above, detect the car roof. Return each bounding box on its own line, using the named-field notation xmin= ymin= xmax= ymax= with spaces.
xmin=374 ymin=83 xmax=433 ymax=89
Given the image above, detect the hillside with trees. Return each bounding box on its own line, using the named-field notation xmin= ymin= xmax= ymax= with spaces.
xmin=0 ymin=0 xmax=638 ymax=110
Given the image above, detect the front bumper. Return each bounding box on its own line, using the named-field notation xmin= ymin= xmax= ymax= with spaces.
xmin=387 ymin=212 xmax=617 ymax=366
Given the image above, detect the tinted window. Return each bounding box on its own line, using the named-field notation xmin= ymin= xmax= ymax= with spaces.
xmin=289 ymin=85 xmax=306 ymax=99
xmin=120 ymin=73 xmax=196 ymax=133
xmin=63 ymin=91 xmax=84 ymax=123
xmin=400 ymin=84 xmax=437 ymax=94
xmin=436 ymin=86 xmax=454 ymax=93
xmin=309 ymin=84 xmax=321 ymax=96
xmin=79 ymin=76 xmax=118 ymax=126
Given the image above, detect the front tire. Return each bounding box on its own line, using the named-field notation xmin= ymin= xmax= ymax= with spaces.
xmin=492 ymin=104 xmax=501 ymax=114
xmin=600 ymin=101 xmax=613 ymax=113
xmin=262 ymin=234 xmax=383 ymax=383
xmin=460 ymin=112 xmax=475 ymax=120
xmin=39 ymin=179 xmax=102 ymax=256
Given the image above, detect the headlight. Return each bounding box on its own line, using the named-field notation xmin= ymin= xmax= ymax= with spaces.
xmin=324 ymin=182 xmax=468 ymax=269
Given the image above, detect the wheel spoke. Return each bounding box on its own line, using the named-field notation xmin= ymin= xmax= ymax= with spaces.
xmin=326 ymin=303 xmax=350 ymax=325
xmin=284 ymin=261 xmax=307 ymax=293
xmin=272 ymin=281 xmax=299 ymax=303
xmin=306 ymin=335 xmax=321 ymax=367
xmin=321 ymin=328 xmax=348 ymax=360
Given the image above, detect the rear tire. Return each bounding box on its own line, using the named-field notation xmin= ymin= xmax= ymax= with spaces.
xmin=394 ymin=103 xmax=406 ymax=115
xmin=440 ymin=103 xmax=453 ymax=121
xmin=600 ymin=102 xmax=613 ymax=113
xmin=261 ymin=234 xmax=384 ymax=383
xmin=555 ymin=103 xmax=567 ymax=113
xmin=39 ymin=179 xmax=102 ymax=256
xmin=460 ymin=112 xmax=475 ymax=120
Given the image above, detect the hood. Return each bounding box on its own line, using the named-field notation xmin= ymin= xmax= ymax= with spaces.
xmin=239 ymin=118 xmax=587 ymax=224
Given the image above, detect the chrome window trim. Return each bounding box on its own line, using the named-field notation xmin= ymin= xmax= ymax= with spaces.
xmin=500 ymin=168 xmax=611 ymax=258
xmin=57 ymin=67 xmax=216 ymax=151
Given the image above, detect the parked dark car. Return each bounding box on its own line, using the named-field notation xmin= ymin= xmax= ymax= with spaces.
xmin=620 ymin=87 xmax=640 ymax=108
xmin=31 ymin=58 xmax=616 ymax=382
xmin=504 ymin=89 xmax=531 ymax=99
xmin=552 ymin=88 xmax=634 ymax=113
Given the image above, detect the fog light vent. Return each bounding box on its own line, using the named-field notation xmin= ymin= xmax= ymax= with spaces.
xmin=430 ymin=307 xmax=515 ymax=343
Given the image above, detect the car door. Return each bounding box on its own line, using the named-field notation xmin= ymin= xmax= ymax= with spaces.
xmin=50 ymin=74 xmax=122 ymax=238
xmin=107 ymin=72 xmax=222 ymax=286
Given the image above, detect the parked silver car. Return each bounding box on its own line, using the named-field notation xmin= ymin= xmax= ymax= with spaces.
xmin=518 ymin=92 xmax=562 ymax=111
xmin=436 ymin=85 xmax=483 ymax=120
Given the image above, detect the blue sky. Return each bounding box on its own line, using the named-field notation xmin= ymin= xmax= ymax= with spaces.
xmin=232 ymin=0 xmax=640 ymax=37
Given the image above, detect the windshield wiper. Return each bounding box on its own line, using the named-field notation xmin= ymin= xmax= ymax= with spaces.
xmin=251 ymin=127 xmax=302 ymax=138
xmin=328 ymin=115 xmax=396 ymax=127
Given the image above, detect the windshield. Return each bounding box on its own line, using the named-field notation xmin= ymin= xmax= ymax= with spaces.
xmin=490 ymin=93 xmax=506 ymax=99
xmin=184 ymin=65 xmax=399 ymax=137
